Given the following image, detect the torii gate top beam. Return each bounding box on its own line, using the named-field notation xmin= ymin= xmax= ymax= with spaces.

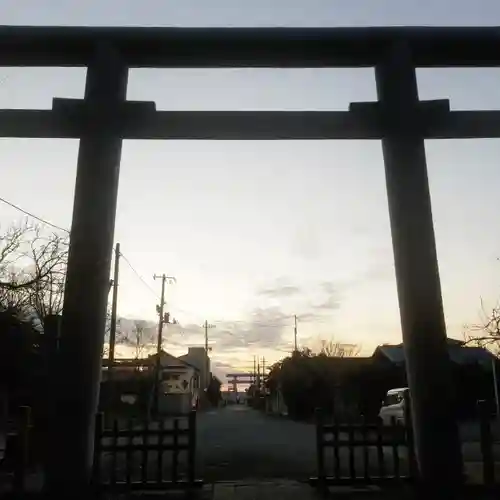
xmin=1 ymin=25 xmax=500 ymax=68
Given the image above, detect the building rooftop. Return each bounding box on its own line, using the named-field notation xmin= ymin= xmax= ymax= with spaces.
xmin=374 ymin=339 xmax=496 ymax=367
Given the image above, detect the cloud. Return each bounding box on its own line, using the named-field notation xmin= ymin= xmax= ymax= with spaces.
xmin=160 ymin=279 xmax=344 ymax=375
xmin=259 ymin=284 xmax=302 ymax=299
xmin=310 ymin=281 xmax=340 ymax=311
xmin=257 ymin=276 xmax=303 ymax=300
xmin=177 ymin=306 xmax=295 ymax=354
xmin=211 ymin=359 xmax=250 ymax=380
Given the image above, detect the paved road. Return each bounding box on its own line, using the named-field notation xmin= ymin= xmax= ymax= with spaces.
xmin=196 ymin=405 xmax=407 ymax=481
xmin=197 ymin=405 xmax=317 ymax=481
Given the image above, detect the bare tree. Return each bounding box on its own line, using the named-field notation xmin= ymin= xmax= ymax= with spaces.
xmin=121 ymin=319 xmax=155 ymax=359
xmin=0 ymin=222 xmax=67 ymax=292
xmin=464 ymin=297 xmax=500 ymax=356
xmin=317 ymin=338 xmax=361 ymax=358
xmin=25 ymin=229 xmax=68 ymax=319
xmin=0 ymin=222 xmax=32 ymax=309
xmin=0 ymin=222 xmax=68 ymax=323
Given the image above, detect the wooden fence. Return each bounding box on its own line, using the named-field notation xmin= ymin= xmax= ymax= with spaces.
xmin=92 ymin=410 xmax=203 ymax=493
xmin=310 ymin=409 xmax=416 ymax=490
xmin=311 ymin=399 xmax=499 ymax=491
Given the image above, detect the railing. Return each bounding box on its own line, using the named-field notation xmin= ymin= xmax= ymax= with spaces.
xmin=92 ymin=410 xmax=203 ymax=492
xmin=311 ymin=400 xmax=499 ymax=492
xmin=310 ymin=409 xmax=416 ymax=490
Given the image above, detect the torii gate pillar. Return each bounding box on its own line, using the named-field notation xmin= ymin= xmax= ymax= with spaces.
xmin=44 ymin=45 xmax=128 ymax=495
xmin=374 ymin=42 xmax=463 ymax=490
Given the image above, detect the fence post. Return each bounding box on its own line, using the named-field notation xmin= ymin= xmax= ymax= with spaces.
xmin=187 ymin=410 xmax=197 ymax=486
xmin=13 ymin=405 xmax=30 ymax=494
xmin=478 ymin=400 xmax=495 ymax=486
xmin=92 ymin=412 xmax=103 ymax=491
xmin=403 ymin=391 xmax=418 ymax=481
xmin=315 ymin=408 xmax=326 ymax=489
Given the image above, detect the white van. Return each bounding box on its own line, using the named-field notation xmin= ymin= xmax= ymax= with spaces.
xmin=378 ymin=387 xmax=408 ymax=426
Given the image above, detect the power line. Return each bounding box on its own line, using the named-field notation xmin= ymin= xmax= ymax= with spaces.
xmin=0 ymin=194 xmax=159 ymax=302
xmin=0 ymin=195 xmax=69 ymax=233
xmin=119 ymin=252 xmax=160 ymax=299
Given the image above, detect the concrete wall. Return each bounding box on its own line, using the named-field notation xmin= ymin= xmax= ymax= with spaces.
xmin=160 ymin=365 xmax=197 ymax=394
xmin=179 ymin=347 xmax=210 ymax=389
xmin=158 ymin=393 xmax=192 ymax=415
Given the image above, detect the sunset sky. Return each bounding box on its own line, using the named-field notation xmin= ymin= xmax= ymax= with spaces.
xmin=1 ymin=1 xmax=500 ymax=382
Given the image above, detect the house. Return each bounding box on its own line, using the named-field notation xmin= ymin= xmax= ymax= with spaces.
xmin=100 ymin=350 xmax=201 ymax=416
xmin=178 ymin=347 xmax=211 ymax=389
xmin=370 ymin=339 xmax=499 ymax=418
xmin=373 ymin=338 xmax=497 ymax=369
xmin=146 ymin=350 xmax=201 ymax=414
xmin=264 ymin=339 xmax=498 ymax=421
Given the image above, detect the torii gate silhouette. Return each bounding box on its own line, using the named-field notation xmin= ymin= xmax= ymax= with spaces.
xmin=2 ymin=25 xmax=500 ymax=494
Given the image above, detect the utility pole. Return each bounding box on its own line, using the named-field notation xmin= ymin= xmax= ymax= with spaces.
xmin=108 ymin=242 xmax=120 ymax=371
xmin=253 ymin=356 xmax=257 ymax=385
xmin=257 ymin=359 xmax=261 ymax=390
xmin=262 ymin=357 xmax=266 ymax=389
xmin=152 ymin=273 xmax=176 ymax=414
xmin=294 ymin=315 xmax=298 ymax=352
xmin=204 ymin=320 xmax=216 ymax=389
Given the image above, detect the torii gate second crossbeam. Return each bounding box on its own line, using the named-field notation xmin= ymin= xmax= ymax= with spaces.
xmin=2 ymin=26 xmax=500 ymax=494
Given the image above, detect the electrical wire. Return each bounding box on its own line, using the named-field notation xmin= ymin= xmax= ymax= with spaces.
xmin=0 ymin=195 xmax=70 ymax=233
xmin=0 ymin=194 xmax=160 ymax=301
xmin=119 ymin=252 xmax=160 ymax=300
xmin=1 ymin=195 xmax=336 ymax=332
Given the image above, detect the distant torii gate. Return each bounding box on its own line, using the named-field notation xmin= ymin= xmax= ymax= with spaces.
xmin=2 ymin=25 xmax=500 ymax=494
xmin=226 ymin=372 xmax=267 ymax=393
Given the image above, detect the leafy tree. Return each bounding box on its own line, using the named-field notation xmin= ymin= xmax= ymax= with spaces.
xmin=206 ymin=375 xmax=222 ymax=406
xmin=265 ymin=342 xmax=362 ymax=420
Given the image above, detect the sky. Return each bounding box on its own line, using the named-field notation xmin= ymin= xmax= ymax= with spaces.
xmin=1 ymin=1 xmax=500 ymax=383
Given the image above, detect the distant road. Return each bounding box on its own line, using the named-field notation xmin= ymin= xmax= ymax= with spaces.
xmin=196 ymin=404 xmax=406 ymax=481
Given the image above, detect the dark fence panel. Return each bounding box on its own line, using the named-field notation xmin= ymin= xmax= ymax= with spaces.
xmin=92 ymin=409 xmax=202 ymax=492
xmin=311 ymin=408 xmax=415 ymax=490
xmin=311 ymin=397 xmax=500 ymax=492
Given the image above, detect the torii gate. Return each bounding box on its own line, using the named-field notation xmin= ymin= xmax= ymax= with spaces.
xmin=2 ymin=26 xmax=500 ymax=494
xmin=226 ymin=372 xmax=266 ymax=393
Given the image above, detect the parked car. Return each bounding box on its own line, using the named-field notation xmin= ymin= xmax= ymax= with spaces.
xmin=378 ymin=387 xmax=408 ymax=426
